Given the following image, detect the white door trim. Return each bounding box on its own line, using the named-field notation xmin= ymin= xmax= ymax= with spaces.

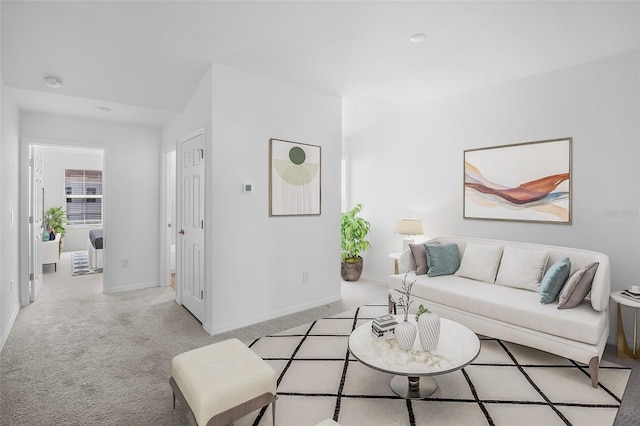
xmin=20 ymin=139 xmax=107 ymax=305
xmin=28 ymin=145 xmax=44 ymax=302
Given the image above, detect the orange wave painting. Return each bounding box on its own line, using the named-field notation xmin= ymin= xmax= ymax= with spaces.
xmin=464 ymin=160 xmax=570 ymax=222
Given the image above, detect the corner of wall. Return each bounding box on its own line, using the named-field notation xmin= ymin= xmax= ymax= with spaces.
xmin=0 ymin=305 xmax=20 ymax=352
xmin=1 ymin=72 xmax=23 ymax=351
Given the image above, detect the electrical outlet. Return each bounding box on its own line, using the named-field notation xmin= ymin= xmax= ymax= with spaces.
xmin=302 ymin=271 xmax=309 ymax=283
xmin=121 ymin=259 xmax=129 ymax=269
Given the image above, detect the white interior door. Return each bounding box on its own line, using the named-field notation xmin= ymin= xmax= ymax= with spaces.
xmin=178 ymin=132 xmax=205 ymax=322
xmin=28 ymin=145 xmax=44 ymax=302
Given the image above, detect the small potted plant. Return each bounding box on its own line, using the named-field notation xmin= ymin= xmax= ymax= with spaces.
xmin=45 ymin=206 xmax=67 ymax=253
xmin=340 ymin=203 xmax=371 ymax=281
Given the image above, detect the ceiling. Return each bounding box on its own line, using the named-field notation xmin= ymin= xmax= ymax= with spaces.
xmin=2 ymin=1 xmax=639 ymax=127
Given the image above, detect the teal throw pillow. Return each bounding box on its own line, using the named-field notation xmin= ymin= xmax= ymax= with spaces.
xmin=426 ymin=243 xmax=461 ymax=277
xmin=540 ymin=257 xmax=571 ymax=304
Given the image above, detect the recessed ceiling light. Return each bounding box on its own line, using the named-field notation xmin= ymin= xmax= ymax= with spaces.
xmin=44 ymin=76 xmax=63 ymax=88
xmin=95 ymin=106 xmax=112 ymax=112
xmin=409 ymin=33 xmax=427 ymax=43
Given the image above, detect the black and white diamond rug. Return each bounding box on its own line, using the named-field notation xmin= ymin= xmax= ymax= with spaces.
xmin=232 ymin=303 xmax=630 ymax=426
xmin=71 ymin=251 xmax=102 ymax=276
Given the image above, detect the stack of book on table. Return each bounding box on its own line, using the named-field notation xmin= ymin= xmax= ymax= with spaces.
xmin=371 ymin=315 xmax=398 ymax=341
xmin=621 ymin=288 xmax=640 ymax=302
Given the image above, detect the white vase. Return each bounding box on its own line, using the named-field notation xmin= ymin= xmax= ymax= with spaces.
xmin=395 ymin=320 xmax=417 ymax=350
xmin=418 ymin=312 xmax=441 ymax=351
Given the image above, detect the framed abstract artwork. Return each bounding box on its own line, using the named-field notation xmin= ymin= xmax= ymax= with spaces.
xmin=270 ymin=138 xmax=321 ymax=216
xmin=463 ymin=137 xmax=572 ymax=224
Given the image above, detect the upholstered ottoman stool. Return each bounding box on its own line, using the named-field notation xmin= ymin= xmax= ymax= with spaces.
xmin=170 ymin=338 xmax=277 ymax=426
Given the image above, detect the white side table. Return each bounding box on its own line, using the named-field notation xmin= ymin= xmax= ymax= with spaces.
xmin=388 ymin=253 xmax=401 ymax=274
xmin=610 ymin=291 xmax=640 ymax=360
xmin=42 ymin=234 xmax=61 ymax=272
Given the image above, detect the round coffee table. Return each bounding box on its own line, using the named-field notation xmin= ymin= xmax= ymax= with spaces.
xmin=348 ymin=316 xmax=480 ymax=399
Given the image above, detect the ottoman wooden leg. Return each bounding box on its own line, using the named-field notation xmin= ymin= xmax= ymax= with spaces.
xmin=272 ymin=395 xmax=277 ymax=425
xmin=170 ymin=377 xmax=197 ymax=426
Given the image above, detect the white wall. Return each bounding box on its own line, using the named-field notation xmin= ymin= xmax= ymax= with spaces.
xmin=208 ymin=64 xmax=343 ymax=334
xmin=162 ymin=67 xmax=212 ymax=153
xmin=20 ymin=113 xmax=162 ymax=293
xmin=163 ymin=64 xmax=343 ymax=334
xmin=347 ymin=50 xmax=640 ymax=342
xmin=0 ymin=59 xmax=22 ymax=349
xmin=40 ymin=146 xmax=103 ymax=252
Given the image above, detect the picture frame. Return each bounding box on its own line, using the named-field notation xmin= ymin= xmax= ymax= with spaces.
xmin=463 ymin=137 xmax=572 ymax=224
xmin=269 ymin=138 xmax=321 ymax=216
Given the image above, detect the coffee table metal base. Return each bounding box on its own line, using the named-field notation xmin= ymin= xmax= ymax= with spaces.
xmin=390 ymin=375 xmax=438 ymax=399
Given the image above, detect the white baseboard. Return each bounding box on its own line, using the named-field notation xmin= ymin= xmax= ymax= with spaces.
xmin=0 ymin=304 xmax=21 ymax=352
xmin=103 ymin=281 xmax=159 ymax=294
xmin=203 ymin=294 xmax=343 ymax=336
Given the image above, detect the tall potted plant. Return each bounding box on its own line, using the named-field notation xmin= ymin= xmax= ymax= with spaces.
xmin=45 ymin=206 xmax=67 ymax=253
xmin=341 ymin=203 xmax=371 ymax=281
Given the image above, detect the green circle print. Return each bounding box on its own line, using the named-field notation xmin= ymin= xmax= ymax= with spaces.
xmin=289 ymin=147 xmax=306 ymax=165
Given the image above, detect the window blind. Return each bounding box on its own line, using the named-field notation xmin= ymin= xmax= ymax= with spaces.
xmin=65 ymin=169 xmax=103 ymax=225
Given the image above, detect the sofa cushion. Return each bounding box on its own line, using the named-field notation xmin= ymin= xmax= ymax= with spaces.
xmin=540 ymin=257 xmax=571 ymax=304
xmin=558 ymin=262 xmax=599 ymax=309
xmin=389 ymin=272 xmax=606 ymax=345
xmin=426 ymin=243 xmax=461 ymax=277
xmin=454 ymin=243 xmax=503 ymax=283
xmin=495 ymin=246 xmax=549 ymax=291
xmin=409 ymin=243 xmax=428 ymax=275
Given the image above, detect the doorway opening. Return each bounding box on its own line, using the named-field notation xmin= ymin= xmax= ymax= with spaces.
xmin=26 ymin=144 xmax=105 ymax=304
xmin=163 ymin=149 xmax=177 ymax=291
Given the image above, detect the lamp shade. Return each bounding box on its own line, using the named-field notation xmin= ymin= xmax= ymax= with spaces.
xmin=394 ymin=218 xmax=424 ymax=236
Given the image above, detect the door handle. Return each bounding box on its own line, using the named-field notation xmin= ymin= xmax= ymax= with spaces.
xmin=178 ymin=229 xmax=185 ymax=235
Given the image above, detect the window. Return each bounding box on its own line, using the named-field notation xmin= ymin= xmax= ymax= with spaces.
xmin=65 ymin=169 xmax=102 ymax=225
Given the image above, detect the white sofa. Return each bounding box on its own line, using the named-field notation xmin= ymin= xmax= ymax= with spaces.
xmin=388 ymin=236 xmax=610 ymax=388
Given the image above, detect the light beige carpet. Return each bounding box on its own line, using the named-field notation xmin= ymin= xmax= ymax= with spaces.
xmin=232 ymin=303 xmax=631 ymax=426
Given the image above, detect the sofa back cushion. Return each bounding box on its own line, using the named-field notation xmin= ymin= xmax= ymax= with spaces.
xmin=495 ymin=246 xmax=549 ymax=291
xmin=454 ymin=243 xmax=504 ymax=283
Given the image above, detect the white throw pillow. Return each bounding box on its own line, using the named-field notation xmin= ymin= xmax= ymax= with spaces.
xmin=454 ymin=243 xmax=504 ymax=283
xmin=495 ymin=246 xmax=549 ymax=291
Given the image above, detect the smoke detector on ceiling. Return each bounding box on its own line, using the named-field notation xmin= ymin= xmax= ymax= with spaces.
xmin=43 ymin=76 xmax=63 ymax=88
